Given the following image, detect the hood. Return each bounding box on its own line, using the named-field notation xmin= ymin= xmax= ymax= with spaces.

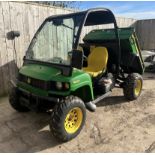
xmin=19 ymin=64 xmax=62 ymax=81
xmin=19 ymin=64 xmax=86 ymax=82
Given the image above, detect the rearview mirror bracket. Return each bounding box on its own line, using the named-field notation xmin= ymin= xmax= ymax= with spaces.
xmin=71 ymin=50 xmax=83 ymax=69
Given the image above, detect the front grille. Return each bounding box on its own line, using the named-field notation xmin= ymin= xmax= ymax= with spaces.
xmin=18 ymin=74 xmax=52 ymax=90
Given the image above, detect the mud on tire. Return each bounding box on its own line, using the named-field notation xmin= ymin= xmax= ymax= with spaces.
xmin=9 ymin=87 xmax=30 ymax=112
xmin=123 ymin=73 xmax=143 ymax=101
xmin=50 ymin=95 xmax=86 ymax=142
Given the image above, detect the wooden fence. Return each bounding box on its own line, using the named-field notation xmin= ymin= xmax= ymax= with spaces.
xmin=0 ymin=1 xmax=153 ymax=96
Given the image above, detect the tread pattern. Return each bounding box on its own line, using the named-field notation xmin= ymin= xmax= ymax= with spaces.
xmin=123 ymin=73 xmax=143 ymax=101
xmin=9 ymin=87 xmax=30 ymax=112
xmin=50 ymin=95 xmax=86 ymax=142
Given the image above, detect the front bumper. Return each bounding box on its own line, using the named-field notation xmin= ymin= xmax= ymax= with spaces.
xmin=18 ymin=87 xmax=60 ymax=103
xmin=10 ymin=80 xmax=60 ymax=110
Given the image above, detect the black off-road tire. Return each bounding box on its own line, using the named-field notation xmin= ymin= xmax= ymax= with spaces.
xmin=9 ymin=87 xmax=30 ymax=112
xmin=123 ymin=73 xmax=143 ymax=101
xmin=50 ymin=95 xmax=86 ymax=142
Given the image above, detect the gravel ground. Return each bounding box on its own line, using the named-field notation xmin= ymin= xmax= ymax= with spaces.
xmin=0 ymin=73 xmax=155 ymax=153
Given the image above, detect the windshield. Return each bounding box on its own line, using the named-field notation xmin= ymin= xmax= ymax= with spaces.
xmin=26 ymin=15 xmax=84 ymax=65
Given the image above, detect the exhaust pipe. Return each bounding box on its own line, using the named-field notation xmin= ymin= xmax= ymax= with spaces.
xmin=85 ymin=91 xmax=111 ymax=112
xmin=85 ymin=102 xmax=96 ymax=112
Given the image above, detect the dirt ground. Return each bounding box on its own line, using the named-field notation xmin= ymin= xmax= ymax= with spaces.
xmin=0 ymin=73 xmax=155 ymax=153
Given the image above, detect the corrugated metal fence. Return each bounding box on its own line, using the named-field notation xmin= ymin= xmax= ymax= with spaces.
xmin=0 ymin=1 xmax=154 ymax=96
xmin=135 ymin=19 xmax=155 ymax=50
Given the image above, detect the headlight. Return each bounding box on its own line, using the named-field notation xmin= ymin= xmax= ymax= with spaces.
xmin=64 ymin=83 xmax=70 ymax=90
xmin=55 ymin=82 xmax=70 ymax=90
xmin=56 ymin=82 xmax=63 ymax=90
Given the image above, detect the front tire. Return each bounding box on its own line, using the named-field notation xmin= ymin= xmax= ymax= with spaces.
xmin=123 ymin=73 xmax=143 ymax=100
xmin=50 ymin=96 xmax=86 ymax=142
xmin=9 ymin=87 xmax=30 ymax=112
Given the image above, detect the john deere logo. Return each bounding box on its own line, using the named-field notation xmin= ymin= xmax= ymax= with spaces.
xmin=27 ymin=78 xmax=31 ymax=84
xmin=73 ymin=80 xmax=80 ymax=84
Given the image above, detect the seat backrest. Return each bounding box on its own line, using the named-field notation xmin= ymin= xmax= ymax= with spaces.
xmin=87 ymin=47 xmax=108 ymax=72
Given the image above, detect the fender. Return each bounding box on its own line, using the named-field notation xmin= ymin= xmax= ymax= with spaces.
xmin=70 ymin=72 xmax=94 ymax=101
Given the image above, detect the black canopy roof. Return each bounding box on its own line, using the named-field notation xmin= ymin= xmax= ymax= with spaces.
xmin=46 ymin=8 xmax=117 ymax=26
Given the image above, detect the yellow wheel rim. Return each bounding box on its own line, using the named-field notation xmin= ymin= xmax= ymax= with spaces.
xmin=64 ymin=107 xmax=83 ymax=134
xmin=134 ymin=79 xmax=142 ymax=96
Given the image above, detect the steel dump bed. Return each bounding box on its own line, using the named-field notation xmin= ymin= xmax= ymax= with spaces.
xmin=83 ymin=27 xmax=145 ymax=74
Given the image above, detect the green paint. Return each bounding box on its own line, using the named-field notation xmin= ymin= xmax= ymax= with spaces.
xmin=18 ymin=64 xmax=94 ymax=101
xmin=83 ymin=27 xmax=135 ymax=41
xmin=83 ymin=27 xmax=139 ymax=54
xmin=17 ymin=27 xmax=144 ymax=103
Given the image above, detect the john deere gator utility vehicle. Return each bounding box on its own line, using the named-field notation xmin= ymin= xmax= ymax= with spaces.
xmin=9 ymin=8 xmax=145 ymax=141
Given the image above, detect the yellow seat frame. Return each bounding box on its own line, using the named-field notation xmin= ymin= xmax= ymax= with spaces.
xmin=83 ymin=47 xmax=108 ymax=77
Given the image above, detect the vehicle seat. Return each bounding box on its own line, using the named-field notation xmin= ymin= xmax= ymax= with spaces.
xmin=83 ymin=47 xmax=108 ymax=77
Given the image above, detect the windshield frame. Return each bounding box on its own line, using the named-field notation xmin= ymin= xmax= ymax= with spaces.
xmin=25 ymin=12 xmax=85 ymax=67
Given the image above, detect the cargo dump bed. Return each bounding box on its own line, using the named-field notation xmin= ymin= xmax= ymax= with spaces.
xmin=83 ymin=27 xmax=145 ymax=74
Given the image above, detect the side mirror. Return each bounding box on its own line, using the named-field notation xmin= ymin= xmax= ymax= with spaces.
xmin=71 ymin=50 xmax=83 ymax=69
xmin=7 ymin=31 xmax=20 ymax=40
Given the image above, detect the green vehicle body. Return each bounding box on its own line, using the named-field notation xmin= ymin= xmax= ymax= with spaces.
xmin=17 ymin=27 xmax=144 ymax=103
xmin=9 ymin=8 xmax=144 ymax=113
xmin=18 ymin=64 xmax=94 ymax=102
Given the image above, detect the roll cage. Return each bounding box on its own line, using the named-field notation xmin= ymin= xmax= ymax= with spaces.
xmin=25 ymin=8 xmax=121 ymax=76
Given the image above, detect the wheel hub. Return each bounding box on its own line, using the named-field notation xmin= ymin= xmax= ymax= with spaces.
xmin=134 ymin=79 xmax=142 ymax=96
xmin=64 ymin=107 xmax=83 ymax=134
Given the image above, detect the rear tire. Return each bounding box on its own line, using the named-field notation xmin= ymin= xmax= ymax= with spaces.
xmin=9 ymin=87 xmax=30 ymax=112
xmin=50 ymin=95 xmax=86 ymax=142
xmin=123 ymin=73 xmax=143 ymax=100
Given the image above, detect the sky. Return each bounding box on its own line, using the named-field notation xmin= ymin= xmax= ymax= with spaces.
xmin=78 ymin=1 xmax=155 ymax=19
